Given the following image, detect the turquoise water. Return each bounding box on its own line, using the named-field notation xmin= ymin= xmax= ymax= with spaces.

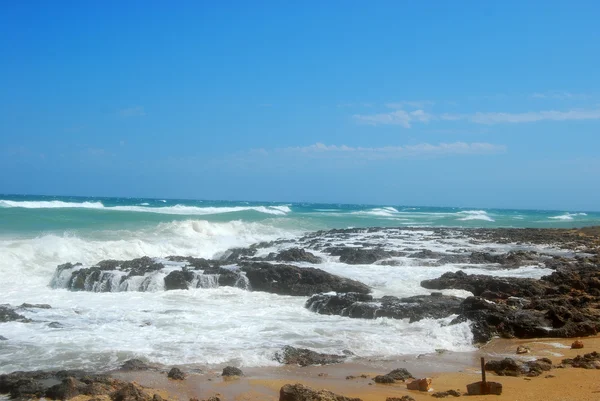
xmin=0 ymin=194 xmax=598 ymax=237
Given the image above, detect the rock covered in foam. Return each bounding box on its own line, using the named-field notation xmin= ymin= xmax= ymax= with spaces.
xmin=50 ymin=256 xmax=370 ymax=297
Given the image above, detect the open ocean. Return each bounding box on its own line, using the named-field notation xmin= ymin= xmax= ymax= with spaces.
xmin=1 ymin=194 xmax=598 ymax=373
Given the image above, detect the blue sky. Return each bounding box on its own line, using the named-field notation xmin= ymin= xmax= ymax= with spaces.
xmin=1 ymin=1 xmax=599 ymax=210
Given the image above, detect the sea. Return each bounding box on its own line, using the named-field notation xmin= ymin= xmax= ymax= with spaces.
xmin=1 ymin=194 xmax=599 ymax=374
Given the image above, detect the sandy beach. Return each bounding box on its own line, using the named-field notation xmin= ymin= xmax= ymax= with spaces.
xmin=103 ymin=336 xmax=600 ymax=401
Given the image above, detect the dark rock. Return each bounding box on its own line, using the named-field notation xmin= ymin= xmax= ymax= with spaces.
xmin=111 ymin=383 xmax=151 ymax=401
xmin=221 ymin=366 xmax=243 ymax=377
xmin=167 ymin=367 xmax=185 ymax=380
xmin=432 ymin=389 xmax=461 ymax=398
xmin=421 ymin=271 xmax=547 ymax=300
xmin=306 ymin=293 xmax=461 ymax=322
xmin=279 ymin=383 xmax=362 ymax=401
xmin=271 ymin=248 xmax=322 ymax=264
xmin=121 ymin=359 xmax=152 ymax=371
xmin=274 ymin=346 xmax=346 ymax=366
xmin=373 ymin=375 xmax=395 ymax=383
xmin=240 ymin=262 xmax=370 ymax=296
xmin=45 ymin=377 xmax=87 ymax=400
xmin=164 ymin=270 xmax=195 ymax=290
xmin=454 ymin=297 xmax=553 ymax=343
xmin=385 ymin=368 xmax=414 ymax=381
xmin=333 ymin=247 xmax=395 ymax=265
xmin=19 ymin=303 xmax=52 ymax=309
xmin=48 ymin=322 xmax=65 ymax=328
xmin=221 ymin=247 xmax=257 ymax=262
xmin=562 ymin=351 xmax=600 ymax=369
xmin=0 ymin=305 xmax=30 ymax=323
xmin=0 ymin=335 xmax=7 ymax=340
xmin=152 ymin=395 xmax=165 ymax=401
xmin=386 ymin=397 xmax=415 ymax=401
xmin=484 ymin=358 xmax=553 ymax=377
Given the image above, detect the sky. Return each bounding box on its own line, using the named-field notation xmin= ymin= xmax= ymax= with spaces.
xmin=1 ymin=1 xmax=599 ymax=210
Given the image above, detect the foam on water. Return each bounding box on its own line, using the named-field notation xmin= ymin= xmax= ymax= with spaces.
xmin=456 ymin=210 xmax=495 ymax=222
xmin=549 ymin=212 xmax=588 ymax=221
xmin=0 ymin=199 xmax=291 ymax=216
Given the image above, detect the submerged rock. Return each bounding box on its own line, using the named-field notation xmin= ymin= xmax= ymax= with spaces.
xmin=274 ymin=346 xmax=346 ymax=366
xmin=0 ymin=305 xmax=31 ymax=323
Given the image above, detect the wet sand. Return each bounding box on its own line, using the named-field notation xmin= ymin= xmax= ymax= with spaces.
xmin=108 ymin=336 xmax=600 ymax=401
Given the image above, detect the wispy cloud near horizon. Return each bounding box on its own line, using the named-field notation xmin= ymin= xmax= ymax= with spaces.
xmin=442 ymin=108 xmax=600 ymax=124
xmin=248 ymin=141 xmax=507 ymax=160
xmin=354 ymin=107 xmax=600 ymax=127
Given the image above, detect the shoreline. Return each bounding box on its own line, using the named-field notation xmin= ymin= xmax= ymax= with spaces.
xmin=103 ymin=336 xmax=600 ymax=400
xmin=4 ymin=336 xmax=600 ymax=400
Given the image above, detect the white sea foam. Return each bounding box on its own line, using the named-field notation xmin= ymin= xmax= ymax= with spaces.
xmin=139 ymin=202 xmax=150 ymax=206
xmin=456 ymin=210 xmax=495 ymax=222
xmin=0 ymin=200 xmax=105 ymax=209
xmin=0 ymin=200 xmax=291 ymax=216
xmin=352 ymin=206 xmax=400 ymax=217
xmin=0 ymin=218 xmax=557 ymax=373
xmin=549 ymin=212 xmax=587 ymax=220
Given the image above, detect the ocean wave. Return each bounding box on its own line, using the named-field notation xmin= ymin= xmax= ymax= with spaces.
xmin=549 ymin=212 xmax=588 ymax=221
xmin=0 ymin=199 xmax=291 ymax=216
xmin=352 ymin=206 xmax=400 ymax=217
xmin=456 ymin=210 xmax=495 ymax=222
xmin=0 ymin=200 xmax=104 ymax=209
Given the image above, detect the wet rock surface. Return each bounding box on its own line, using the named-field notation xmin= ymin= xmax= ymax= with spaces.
xmin=0 ymin=305 xmax=31 ymax=323
xmin=274 ymin=346 xmax=347 ymax=366
xmin=306 ymin=293 xmax=462 ymax=322
xmin=51 ymin=257 xmax=370 ymax=297
xmin=239 ymin=262 xmax=370 ymax=296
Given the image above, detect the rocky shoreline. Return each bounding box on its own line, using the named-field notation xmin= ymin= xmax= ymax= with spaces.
xmin=2 ymin=226 xmax=600 ymax=399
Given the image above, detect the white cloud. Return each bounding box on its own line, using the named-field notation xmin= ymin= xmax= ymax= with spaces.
xmin=272 ymin=141 xmax=506 ymax=159
xmin=119 ymin=106 xmax=146 ymax=117
xmin=356 ymin=107 xmax=600 ymax=127
xmin=385 ymin=100 xmax=434 ymax=109
xmin=353 ymin=109 xmax=433 ymax=127
xmin=442 ymin=109 xmax=600 ymax=124
xmin=530 ymin=92 xmax=589 ymax=100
